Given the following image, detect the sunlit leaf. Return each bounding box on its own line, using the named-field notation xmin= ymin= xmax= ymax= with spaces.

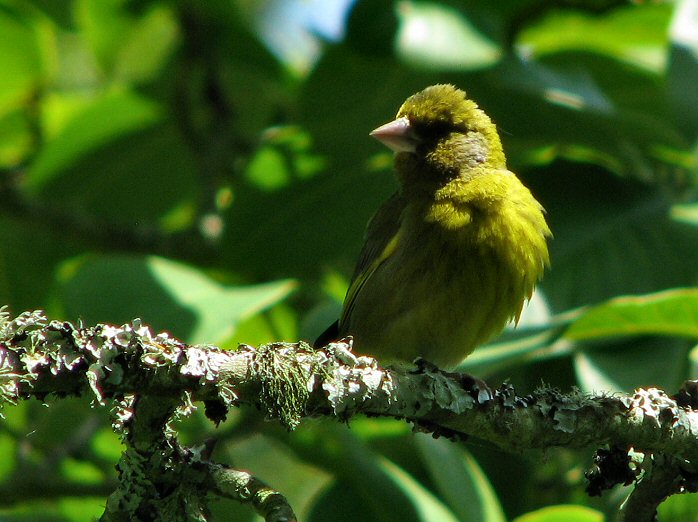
xmin=415 ymin=435 xmax=506 ymax=522
xmin=574 ymin=337 xmax=690 ymax=393
xmin=517 ymin=3 xmax=672 ymax=71
xmin=27 ymin=90 xmax=163 ymax=189
xmin=378 ymin=457 xmax=460 ymax=522
xmin=396 ymin=1 xmax=501 ymax=71
xmin=658 ymin=489 xmax=698 ymax=522
xmin=667 ymin=0 xmax=698 ymax=136
xmin=565 ymin=288 xmax=698 ymax=341
xmin=512 ymin=504 xmax=603 ymax=522
xmin=0 ymin=5 xmax=44 ymax=115
xmin=59 ymin=255 xmax=296 ymax=344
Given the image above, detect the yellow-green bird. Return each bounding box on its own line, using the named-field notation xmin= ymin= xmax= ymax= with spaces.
xmin=317 ymin=84 xmax=551 ymax=369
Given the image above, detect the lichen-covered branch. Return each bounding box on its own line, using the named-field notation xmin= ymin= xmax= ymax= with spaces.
xmin=205 ymin=462 xmax=297 ymax=522
xmin=619 ymin=454 xmax=686 ymax=522
xmin=1 ymin=308 xmax=697 ymax=521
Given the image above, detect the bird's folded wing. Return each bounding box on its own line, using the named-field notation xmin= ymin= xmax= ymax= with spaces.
xmin=340 ymin=193 xmax=405 ymax=328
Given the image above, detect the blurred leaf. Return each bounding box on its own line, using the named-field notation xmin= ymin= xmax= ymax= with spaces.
xmin=458 ymin=321 xmax=569 ymax=376
xmin=177 ymin=1 xmax=287 ymax=139
xmin=60 ymin=255 xmax=296 ymax=344
xmin=396 ymin=1 xmax=502 ymax=71
xmin=346 ymin=417 xmax=412 ymax=440
xmin=225 ymin=45 xmax=427 ymax=279
xmin=308 ymin=427 xmax=461 ymax=522
xmin=574 ymin=337 xmax=689 ymax=393
xmin=0 ymin=432 xmax=14 ymax=481
xmin=27 ymin=89 xmax=162 ymax=189
xmin=565 ymin=288 xmax=698 ymax=341
xmin=27 ymin=90 xmax=200 ymax=224
xmin=667 ymin=0 xmax=698 ymax=138
xmin=75 ymin=1 xmax=178 ymax=84
xmin=345 ymin=0 xmax=399 ymax=56
xmin=56 ymin=498 xmax=108 ymax=522
xmin=307 ymin=427 xmax=424 ymax=522
xmin=2 ymin=496 xmax=107 ymax=521
xmin=0 ymin=216 xmax=87 ymax=312
xmin=221 ymin=434 xmax=332 ymax=522
xmin=671 ymin=202 xmax=698 ymax=226
xmin=74 ymin=0 xmax=130 ymax=74
xmin=24 ymin=0 xmax=73 ymax=28
xmin=534 ymin=164 xmax=698 ymax=311
xmin=243 ymin=126 xmax=325 ymax=190
xmin=112 ymin=6 xmax=179 ymax=84
xmin=230 ymin=302 xmax=299 ymax=347
xmin=0 ymin=4 xmax=44 ymax=115
xmin=2 ymin=0 xmax=698 ymax=517
xmin=0 ymin=108 xmax=32 ymax=167
xmin=378 ymin=457 xmax=460 ymax=522
xmin=300 ymin=44 xmax=430 ymax=160
xmin=517 ymin=3 xmax=672 ymax=71
xmin=568 ymin=288 xmax=698 ymax=392
xmin=657 ymin=489 xmax=698 ymax=522
xmin=466 ymin=55 xmax=688 ymax=180
xmin=415 ymin=434 xmax=506 ymax=522
xmin=512 ymin=504 xmax=603 ymax=522
xmin=60 ymin=458 xmax=103 ymax=485
xmin=90 ymin=427 xmax=124 ymax=463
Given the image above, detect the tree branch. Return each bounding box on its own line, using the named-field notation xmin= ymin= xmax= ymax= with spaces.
xmin=1 ymin=308 xmax=696 ymax=520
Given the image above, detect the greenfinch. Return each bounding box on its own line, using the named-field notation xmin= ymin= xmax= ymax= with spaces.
xmin=318 ymin=84 xmax=550 ymax=369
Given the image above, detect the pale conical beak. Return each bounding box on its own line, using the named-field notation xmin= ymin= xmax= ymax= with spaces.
xmin=370 ymin=116 xmax=419 ymax=153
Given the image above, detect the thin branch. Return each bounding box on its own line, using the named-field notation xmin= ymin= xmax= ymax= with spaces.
xmin=620 ymin=454 xmax=681 ymax=522
xmin=204 ymin=462 xmax=297 ymax=522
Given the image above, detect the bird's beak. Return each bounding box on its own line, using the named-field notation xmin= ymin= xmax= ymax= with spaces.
xmin=370 ymin=116 xmax=419 ymax=153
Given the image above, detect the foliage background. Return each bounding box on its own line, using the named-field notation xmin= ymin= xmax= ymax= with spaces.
xmin=1 ymin=0 xmax=697 ymax=520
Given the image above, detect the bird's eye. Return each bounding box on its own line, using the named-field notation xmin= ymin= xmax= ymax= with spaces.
xmin=412 ymin=120 xmax=453 ymax=143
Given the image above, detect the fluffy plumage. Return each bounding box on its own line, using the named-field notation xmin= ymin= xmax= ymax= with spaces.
xmin=319 ymin=84 xmax=550 ymax=369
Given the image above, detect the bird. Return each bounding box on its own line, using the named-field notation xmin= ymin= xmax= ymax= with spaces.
xmin=316 ymin=84 xmax=551 ymax=369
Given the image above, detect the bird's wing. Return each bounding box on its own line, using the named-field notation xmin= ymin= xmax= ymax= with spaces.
xmin=340 ymin=192 xmax=406 ymax=328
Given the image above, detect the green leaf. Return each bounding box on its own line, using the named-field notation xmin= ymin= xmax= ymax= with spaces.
xmin=457 ymin=322 xmax=569 ymax=376
xmin=378 ymin=457 xmax=460 ymax=522
xmin=229 ymin=302 xmax=299 ymax=348
xmin=74 ymin=0 xmax=130 ymax=74
xmin=396 ymin=1 xmax=502 ymax=71
xmin=344 ymin=0 xmax=399 ymax=57
xmin=658 ymin=489 xmax=698 ymax=522
xmin=667 ymin=0 xmax=698 ymax=137
xmin=112 ymin=6 xmax=179 ymax=85
xmin=469 ymin=55 xmax=688 ymax=180
xmin=0 ymin=432 xmax=15 ymax=481
xmin=415 ymin=434 xmax=506 ymax=522
xmin=517 ymin=3 xmax=672 ymax=71
xmin=0 ymin=108 xmax=33 ymax=167
xmin=27 ymin=90 xmax=163 ymax=190
xmin=567 ymin=288 xmax=698 ymax=392
xmin=671 ymin=202 xmax=698 ymax=227
xmin=0 ymin=5 xmax=45 ymax=115
xmin=75 ymin=0 xmax=178 ymax=84
xmin=565 ymin=288 xmax=698 ymax=342
xmin=512 ymin=504 xmax=603 ymax=522
xmin=231 ymin=45 xmax=425 ymax=278
xmin=59 ymin=255 xmax=296 ymax=344
xmin=57 ymin=498 xmax=109 ymax=522
xmin=0 ymin=215 xmax=88 ymax=312
xmin=221 ymin=434 xmax=332 ymax=522
xmin=307 ymin=428 xmax=423 ymax=522
xmin=535 ymin=166 xmax=698 ymax=311
xmin=27 ymin=89 xmax=200 ymax=224
xmin=574 ymin=337 xmax=690 ymax=393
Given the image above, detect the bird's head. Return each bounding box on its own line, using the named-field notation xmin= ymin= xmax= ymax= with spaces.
xmin=370 ymin=84 xmax=506 ymax=189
